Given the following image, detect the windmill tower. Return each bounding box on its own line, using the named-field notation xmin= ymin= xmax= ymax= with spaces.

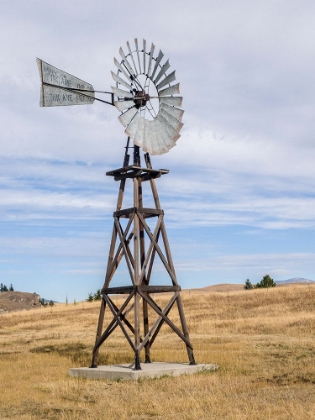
xmin=37 ymin=39 xmax=196 ymax=371
xmin=91 ymin=144 xmax=195 ymax=370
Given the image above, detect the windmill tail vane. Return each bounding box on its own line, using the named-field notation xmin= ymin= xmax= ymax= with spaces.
xmin=36 ymin=58 xmax=114 ymax=107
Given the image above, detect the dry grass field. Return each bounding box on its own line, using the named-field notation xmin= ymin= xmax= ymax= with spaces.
xmin=1 ymin=284 xmax=315 ymax=419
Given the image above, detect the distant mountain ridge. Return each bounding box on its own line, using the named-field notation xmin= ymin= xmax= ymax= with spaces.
xmin=276 ymin=277 xmax=315 ymax=284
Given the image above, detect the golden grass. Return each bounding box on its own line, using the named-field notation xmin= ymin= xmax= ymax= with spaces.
xmin=1 ymin=285 xmax=315 ymax=419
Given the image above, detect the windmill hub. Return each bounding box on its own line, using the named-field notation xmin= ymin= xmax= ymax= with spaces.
xmin=133 ymin=90 xmax=150 ymax=109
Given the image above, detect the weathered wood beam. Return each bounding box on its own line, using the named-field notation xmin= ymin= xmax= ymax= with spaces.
xmin=138 ymin=215 xmax=163 ymax=284
xmin=114 ymin=170 xmax=142 ymax=181
xmin=176 ymin=294 xmax=196 ymax=364
xmin=106 ymin=232 xmax=134 ymax=286
xmin=138 ymin=212 xmax=177 ymax=284
xmin=108 ymin=297 xmax=136 ymax=336
xmin=106 ymin=216 xmax=134 ymax=286
xmin=141 ymin=172 xmax=161 ymax=182
xmin=145 ymin=153 xmax=162 ymax=210
xmin=114 ymin=207 xmax=163 ymax=218
xmin=106 ymin=165 xmax=169 ymax=178
xmin=138 ymin=291 xmax=179 ymax=352
xmin=160 ymin=221 xmax=179 ymax=286
xmin=91 ymin=298 xmax=107 ymax=367
xmin=93 ymin=292 xmax=134 ymax=351
xmin=102 ymin=285 xmax=181 ymax=294
xmin=144 ymin=229 xmax=160 ymax=285
xmin=138 ymin=290 xmax=193 ymax=349
xmin=114 ymin=217 xmax=135 ymax=285
xmin=104 ymin=294 xmax=136 ymax=352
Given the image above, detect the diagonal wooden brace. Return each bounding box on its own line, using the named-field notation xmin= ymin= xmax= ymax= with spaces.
xmin=138 ymin=212 xmax=178 ymax=285
xmin=138 ymin=290 xmax=193 ymax=349
xmin=104 ymin=293 xmax=137 ymax=352
xmin=138 ymin=291 xmax=179 ymax=352
xmin=93 ymin=292 xmax=135 ymax=351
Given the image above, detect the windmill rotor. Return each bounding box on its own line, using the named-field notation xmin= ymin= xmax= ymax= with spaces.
xmin=111 ymin=38 xmax=184 ymax=155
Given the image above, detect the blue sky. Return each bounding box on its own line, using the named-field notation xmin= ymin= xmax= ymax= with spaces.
xmin=1 ymin=1 xmax=315 ymax=302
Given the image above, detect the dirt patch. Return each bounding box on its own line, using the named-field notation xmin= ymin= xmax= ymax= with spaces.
xmin=0 ymin=291 xmax=41 ymax=313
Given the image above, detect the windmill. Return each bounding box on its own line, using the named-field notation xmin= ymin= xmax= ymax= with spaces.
xmin=37 ymin=39 xmax=196 ymax=371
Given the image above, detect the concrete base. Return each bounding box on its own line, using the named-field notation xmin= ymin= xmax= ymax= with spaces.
xmin=69 ymin=362 xmax=218 ymax=381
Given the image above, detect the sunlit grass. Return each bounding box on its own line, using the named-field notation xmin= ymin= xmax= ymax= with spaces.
xmin=1 ymin=285 xmax=315 ymax=419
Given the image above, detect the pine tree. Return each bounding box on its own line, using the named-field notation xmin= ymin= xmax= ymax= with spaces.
xmin=86 ymin=292 xmax=94 ymax=302
xmin=244 ymin=279 xmax=253 ymax=290
xmin=256 ymin=274 xmax=276 ymax=288
xmin=93 ymin=289 xmax=102 ymax=300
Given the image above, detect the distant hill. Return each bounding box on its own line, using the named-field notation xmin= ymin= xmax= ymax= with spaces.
xmin=0 ymin=291 xmax=41 ymax=313
xmin=198 ymin=278 xmax=315 ymax=292
xmin=198 ymin=283 xmax=244 ymax=292
xmin=276 ymin=277 xmax=315 ymax=285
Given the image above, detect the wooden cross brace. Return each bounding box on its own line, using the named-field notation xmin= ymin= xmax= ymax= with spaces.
xmin=92 ymin=289 xmax=193 ymax=359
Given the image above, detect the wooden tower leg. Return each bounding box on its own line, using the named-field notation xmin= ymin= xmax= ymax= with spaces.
xmin=134 ymin=292 xmax=141 ymax=370
xmin=90 ymin=168 xmax=128 ymax=368
xmin=133 ymin=147 xmax=142 ymax=369
xmin=176 ymin=295 xmax=196 ymax=365
xmin=146 ymin=152 xmax=196 ymax=365
xmin=137 ymin=161 xmax=151 ymax=363
xmin=90 ymin=298 xmax=106 ymax=368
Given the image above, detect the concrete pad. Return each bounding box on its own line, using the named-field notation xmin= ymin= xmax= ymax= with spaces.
xmin=69 ymin=362 xmax=218 ymax=381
